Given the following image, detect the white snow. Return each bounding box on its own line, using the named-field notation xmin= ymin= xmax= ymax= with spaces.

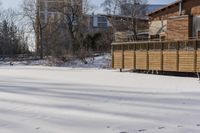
xmin=63 ymin=54 xmax=111 ymax=68
xmin=0 ymin=66 xmax=200 ymax=133
xmin=0 ymin=54 xmax=112 ymax=69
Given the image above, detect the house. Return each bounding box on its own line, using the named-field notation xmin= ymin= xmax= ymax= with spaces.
xmin=109 ymin=3 xmax=164 ymax=42
xmin=104 ymin=15 xmax=149 ymax=42
xmin=148 ymin=0 xmax=200 ymax=40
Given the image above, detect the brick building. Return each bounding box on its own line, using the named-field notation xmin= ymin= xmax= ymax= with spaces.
xmin=36 ymin=0 xmax=82 ymax=53
xmin=148 ymin=0 xmax=200 ymax=40
xmin=38 ymin=0 xmax=82 ymax=24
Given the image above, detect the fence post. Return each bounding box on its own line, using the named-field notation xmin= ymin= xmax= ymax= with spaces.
xmin=133 ymin=43 xmax=136 ymax=71
xmin=194 ymin=40 xmax=197 ymax=72
xmin=177 ymin=41 xmax=180 ymax=71
xmin=161 ymin=42 xmax=164 ymax=71
xmin=122 ymin=44 xmax=124 ymax=69
xmin=111 ymin=45 xmax=114 ymax=68
xmin=147 ymin=42 xmax=149 ymax=70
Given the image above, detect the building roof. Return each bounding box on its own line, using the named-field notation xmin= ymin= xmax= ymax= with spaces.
xmin=148 ymin=0 xmax=183 ymax=16
xmin=147 ymin=4 xmax=166 ymax=14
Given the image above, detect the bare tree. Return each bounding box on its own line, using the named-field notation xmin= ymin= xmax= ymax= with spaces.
xmin=102 ymin=0 xmax=148 ymax=41
xmin=101 ymin=0 xmax=120 ymax=15
xmin=21 ymin=0 xmax=50 ymax=59
xmin=121 ymin=0 xmax=147 ymax=40
xmin=21 ymin=0 xmax=101 ymax=61
xmin=53 ymin=0 xmax=90 ymax=56
xmin=21 ymin=0 xmax=90 ymax=59
xmin=83 ymin=0 xmax=95 ymax=14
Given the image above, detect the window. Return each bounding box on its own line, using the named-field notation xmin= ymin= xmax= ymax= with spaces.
xmin=98 ymin=17 xmax=107 ymax=23
xmin=97 ymin=16 xmax=108 ymax=28
xmin=98 ymin=23 xmax=107 ymax=28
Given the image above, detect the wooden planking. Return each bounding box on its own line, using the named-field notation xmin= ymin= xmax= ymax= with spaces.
xmin=112 ymin=41 xmax=200 ymax=73
xmin=113 ymin=51 xmax=123 ymax=69
xmin=179 ymin=51 xmax=195 ymax=72
xmin=167 ymin=16 xmax=189 ymax=40
xmin=135 ymin=51 xmax=148 ymax=70
xmin=197 ymin=51 xmax=200 ymax=72
xmin=163 ymin=51 xmax=178 ymax=71
xmin=124 ymin=50 xmax=135 ymax=69
xmin=148 ymin=51 xmax=162 ymax=70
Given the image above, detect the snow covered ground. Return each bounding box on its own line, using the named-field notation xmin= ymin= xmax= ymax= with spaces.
xmin=0 ymin=54 xmax=111 ymax=69
xmin=0 ymin=66 xmax=200 ymax=133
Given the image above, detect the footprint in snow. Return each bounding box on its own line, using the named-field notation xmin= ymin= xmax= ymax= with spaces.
xmin=177 ymin=125 xmax=183 ymax=128
xmin=138 ymin=129 xmax=147 ymax=132
xmin=158 ymin=127 xmax=165 ymax=130
xmin=0 ymin=123 xmax=8 ymax=127
xmin=36 ymin=127 xmax=40 ymax=130
xmin=196 ymin=124 xmax=200 ymax=127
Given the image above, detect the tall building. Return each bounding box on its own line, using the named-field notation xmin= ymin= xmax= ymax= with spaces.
xmin=38 ymin=0 xmax=82 ymax=24
xmin=36 ymin=0 xmax=82 ymax=53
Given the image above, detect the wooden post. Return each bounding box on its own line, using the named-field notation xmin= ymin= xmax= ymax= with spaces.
xmin=147 ymin=43 xmax=149 ymax=70
xmin=111 ymin=45 xmax=114 ymax=69
xmin=194 ymin=40 xmax=197 ymax=72
xmin=161 ymin=42 xmax=164 ymax=71
xmin=177 ymin=41 xmax=180 ymax=71
xmin=122 ymin=44 xmax=124 ymax=70
xmin=133 ymin=44 xmax=136 ymax=70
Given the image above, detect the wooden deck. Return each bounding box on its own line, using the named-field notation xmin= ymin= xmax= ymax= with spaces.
xmin=124 ymin=50 xmax=134 ymax=69
xmin=112 ymin=40 xmax=200 ymax=73
xmin=163 ymin=51 xmax=178 ymax=71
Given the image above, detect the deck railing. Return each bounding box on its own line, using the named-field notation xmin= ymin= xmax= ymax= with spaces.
xmin=112 ymin=40 xmax=200 ymax=73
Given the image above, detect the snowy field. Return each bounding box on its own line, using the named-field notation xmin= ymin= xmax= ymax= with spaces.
xmin=0 ymin=54 xmax=111 ymax=68
xmin=0 ymin=66 xmax=200 ymax=133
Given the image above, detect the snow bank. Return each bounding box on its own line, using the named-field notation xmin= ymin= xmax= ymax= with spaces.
xmin=62 ymin=53 xmax=111 ymax=69
xmin=0 ymin=66 xmax=200 ymax=133
xmin=0 ymin=54 xmax=112 ymax=69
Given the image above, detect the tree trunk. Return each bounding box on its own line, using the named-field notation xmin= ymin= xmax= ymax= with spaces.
xmin=39 ymin=24 xmax=44 ymax=59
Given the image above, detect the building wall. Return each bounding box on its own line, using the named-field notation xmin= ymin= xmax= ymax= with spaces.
xmin=36 ymin=0 xmax=82 ymax=52
xmin=192 ymin=5 xmax=200 ymax=15
xmin=149 ymin=5 xmax=179 ymax=21
xmin=150 ymin=0 xmax=200 ymax=21
xmin=87 ymin=15 xmax=112 ymax=33
xmin=149 ymin=20 xmax=167 ymax=36
xmin=149 ymin=0 xmax=200 ymax=40
xmin=167 ymin=15 xmax=189 ymax=40
xmin=38 ymin=0 xmax=82 ymax=24
xmin=92 ymin=15 xmax=110 ymax=28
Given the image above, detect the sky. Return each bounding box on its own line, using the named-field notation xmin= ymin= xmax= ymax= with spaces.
xmin=2 ymin=0 xmax=175 ymax=9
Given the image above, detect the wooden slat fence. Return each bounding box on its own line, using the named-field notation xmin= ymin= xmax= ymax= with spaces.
xmin=112 ymin=40 xmax=200 ymax=73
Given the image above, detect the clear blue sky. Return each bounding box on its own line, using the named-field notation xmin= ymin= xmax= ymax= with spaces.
xmin=2 ymin=0 xmax=175 ymax=9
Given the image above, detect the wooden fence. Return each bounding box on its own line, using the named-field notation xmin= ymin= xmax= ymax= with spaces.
xmin=112 ymin=40 xmax=200 ymax=73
